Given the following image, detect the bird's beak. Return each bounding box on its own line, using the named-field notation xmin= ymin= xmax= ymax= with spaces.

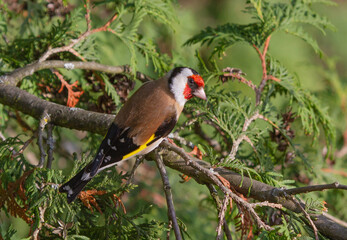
xmin=193 ymin=87 xmax=207 ymax=100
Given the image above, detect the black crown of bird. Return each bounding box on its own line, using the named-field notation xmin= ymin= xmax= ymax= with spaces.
xmin=59 ymin=67 xmax=206 ymax=203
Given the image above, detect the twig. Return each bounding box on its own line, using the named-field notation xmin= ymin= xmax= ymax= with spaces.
xmin=46 ymin=123 xmax=54 ymax=169
xmin=255 ymin=36 xmax=271 ymax=88
xmin=228 ymin=134 xmax=248 ymax=162
xmin=168 ymin=132 xmax=195 ymax=149
xmin=250 ymin=201 xmax=282 ymax=209
xmin=126 ymin=156 xmax=145 ymax=186
xmin=207 ymin=184 xmax=233 ymax=240
xmin=0 ymin=60 xmax=152 ymax=86
xmin=116 ymin=156 xmax=145 ymax=211
xmin=284 ymin=182 xmax=347 ymax=195
xmin=32 ymin=202 xmax=47 ymax=240
xmin=37 ymin=110 xmax=51 ymax=168
xmin=167 ymin=220 xmax=173 ymax=240
xmin=221 ymin=68 xmax=257 ymax=91
xmin=216 ymin=196 xmax=229 ymax=240
xmin=69 ymin=48 xmax=86 ymax=61
xmin=227 ymin=111 xmax=261 ymax=162
xmin=11 ymin=135 xmax=36 ymax=158
xmin=221 ymin=64 xmax=281 ymax=107
xmin=291 ymin=196 xmax=319 ymax=240
xmin=227 ymin=111 xmax=278 ymax=162
xmin=85 ymin=0 xmax=92 ymax=31
xmin=266 ymin=75 xmax=281 ymax=83
xmin=154 ymin=150 xmax=182 ymax=240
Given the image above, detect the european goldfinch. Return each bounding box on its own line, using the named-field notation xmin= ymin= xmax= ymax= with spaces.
xmin=59 ymin=67 xmax=206 ymax=203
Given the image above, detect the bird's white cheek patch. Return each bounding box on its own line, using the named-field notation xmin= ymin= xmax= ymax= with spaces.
xmin=170 ymin=76 xmax=188 ymax=107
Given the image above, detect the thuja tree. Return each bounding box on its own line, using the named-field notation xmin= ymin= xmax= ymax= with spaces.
xmin=0 ymin=0 xmax=346 ymax=239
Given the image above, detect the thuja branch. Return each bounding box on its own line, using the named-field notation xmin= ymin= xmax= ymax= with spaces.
xmin=227 ymin=111 xmax=276 ymax=162
xmin=221 ymin=36 xmax=281 ymax=106
xmin=39 ymin=1 xmax=118 ymax=63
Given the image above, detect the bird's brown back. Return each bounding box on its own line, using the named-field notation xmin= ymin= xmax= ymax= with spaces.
xmin=114 ymin=77 xmax=183 ymax=145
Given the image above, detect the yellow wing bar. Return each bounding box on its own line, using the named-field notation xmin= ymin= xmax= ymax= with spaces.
xmin=122 ymin=134 xmax=156 ymax=160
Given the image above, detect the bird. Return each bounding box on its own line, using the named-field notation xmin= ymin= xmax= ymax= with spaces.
xmin=59 ymin=67 xmax=206 ymax=203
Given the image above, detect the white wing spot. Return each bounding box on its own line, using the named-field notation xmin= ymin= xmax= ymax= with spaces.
xmin=119 ymin=138 xmax=125 ymax=143
xmin=105 ymin=155 xmax=111 ymax=162
xmin=111 ymin=146 xmax=117 ymax=150
xmin=81 ymin=172 xmax=90 ymax=181
xmin=107 ymin=139 xmax=111 ymax=145
xmin=63 ymin=185 xmax=73 ymax=196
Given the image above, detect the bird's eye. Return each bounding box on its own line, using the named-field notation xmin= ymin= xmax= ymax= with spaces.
xmin=188 ymin=77 xmax=194 ymax=84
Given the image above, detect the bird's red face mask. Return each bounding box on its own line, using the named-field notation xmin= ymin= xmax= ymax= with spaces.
xmin=184 ymin=75 xmax=207 ymax=100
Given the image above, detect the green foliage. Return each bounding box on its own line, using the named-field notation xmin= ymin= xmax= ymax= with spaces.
xmin=109 ymin=0 xmax=176 ymax=73
xmin=185 ymin=0 xmax=335 ymax=56
xmin=0 ymin=136 xmax=166 ymax=239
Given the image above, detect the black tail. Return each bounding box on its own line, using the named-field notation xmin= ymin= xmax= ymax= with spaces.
xmin=59 ymin=168 xmax=91 ymax=203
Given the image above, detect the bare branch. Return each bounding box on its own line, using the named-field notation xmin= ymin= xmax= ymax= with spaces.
xmin=11 ymin=135 xmax=36 ymax=158
xmin=85 ymin=0 xmax=92 ymax=31
xmin=221 ymin=67 xmax=257 ymax=91
xmin=207 ymin=184 xmax=233 ymax=240
xmin=250 ymin=201 xmax=282 ymax=209
xmin=284 ymin=182 xmax=347 ymax=195
xmin=37 ymin=110 xmax=51 ymax=168
xmin=46 ymin=123 xmax=54 ymax=169
xmin=0 ymin=60 xmax=152 ymax=86
xmin=155 ymin=150 xmax=182 ymax=240
xmin=216 ymin=196 xmax=229 ymax=240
